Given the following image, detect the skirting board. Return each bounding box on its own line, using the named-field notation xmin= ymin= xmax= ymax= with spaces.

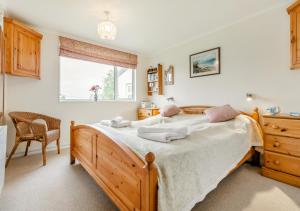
xmin=11 ymin=144 xmax=70 ymax=158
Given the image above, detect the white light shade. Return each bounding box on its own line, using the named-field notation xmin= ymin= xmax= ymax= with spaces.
xmin=97 ymin=20 xmax=117 ymax=40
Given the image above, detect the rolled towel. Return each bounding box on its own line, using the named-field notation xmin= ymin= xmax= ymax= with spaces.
xmin=137 ymin=126 xmax=188 ymax=143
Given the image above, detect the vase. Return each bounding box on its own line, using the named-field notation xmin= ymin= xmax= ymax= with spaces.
xmin=94 ymin=93 xmax=98 ymax=102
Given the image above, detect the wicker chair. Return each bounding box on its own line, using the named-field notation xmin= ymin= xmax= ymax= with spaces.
xmin=5 ymin=112 xmax=61 ymax=167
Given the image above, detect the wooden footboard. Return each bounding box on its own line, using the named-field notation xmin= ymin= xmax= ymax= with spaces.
xmin=70 ymin=107 xmax=260 ymax=211
xmin=70 ymin=121 xmax=158 ymax=211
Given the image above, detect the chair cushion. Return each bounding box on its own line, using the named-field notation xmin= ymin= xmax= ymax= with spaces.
xmin=32 ymin=119 xmax=48 ymax=131
xmin=46 ymin=129 xmax=59 ymax=142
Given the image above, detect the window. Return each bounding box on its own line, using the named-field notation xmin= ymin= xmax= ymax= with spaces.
xmin=59 ymin=57 xmax=135 ymax=102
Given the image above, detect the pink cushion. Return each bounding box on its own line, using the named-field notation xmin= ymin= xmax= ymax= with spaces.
xmin=160 ymin=104 xmax=180 ymax=117
xmin=204 ymin=105 xmax=240 ymax=123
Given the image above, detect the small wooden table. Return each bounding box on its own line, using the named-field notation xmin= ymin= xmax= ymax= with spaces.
xmin=137 ymin=108 xmax=160 ymax=120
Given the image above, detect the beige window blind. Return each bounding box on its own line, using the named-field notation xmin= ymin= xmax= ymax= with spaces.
xmin=59 ymin=36 xmax=138 ymax=69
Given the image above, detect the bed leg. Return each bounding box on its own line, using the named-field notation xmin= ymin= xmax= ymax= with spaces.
xmin=251 ymin=150 xmax=261 ymax=167
xmin=70 ymin=153 xmax=75 ymax=165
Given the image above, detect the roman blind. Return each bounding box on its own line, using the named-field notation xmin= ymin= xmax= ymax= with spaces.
xmin=59 ymin=36 xmax=138 ymax=69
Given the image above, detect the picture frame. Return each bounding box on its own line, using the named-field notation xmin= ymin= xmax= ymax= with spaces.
xmin=189 ymin=47 xmax=221 ymax=78
xmin=164 ymin=65 xmax=174 ymax=85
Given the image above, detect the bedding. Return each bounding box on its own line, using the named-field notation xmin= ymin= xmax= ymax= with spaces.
xmin=90 ymin=114 xmax=263 ymax=211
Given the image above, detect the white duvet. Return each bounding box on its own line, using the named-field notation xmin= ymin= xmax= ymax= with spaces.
xmin=91 ymin=114 xmax=263 ymax=211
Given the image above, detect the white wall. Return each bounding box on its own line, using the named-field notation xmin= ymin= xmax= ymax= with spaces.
xmin=5 ymin=29 xmax=148 ymax=155
xmin=149 ymin=4 xmax=300 ymax=113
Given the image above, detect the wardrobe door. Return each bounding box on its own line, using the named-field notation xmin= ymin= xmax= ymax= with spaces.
xmin=13 ymin=25 xmax=41 ymax=79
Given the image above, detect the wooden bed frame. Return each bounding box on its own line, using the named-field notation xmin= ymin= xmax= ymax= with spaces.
xmin=70 ymin=106 xmax=260 ymax=211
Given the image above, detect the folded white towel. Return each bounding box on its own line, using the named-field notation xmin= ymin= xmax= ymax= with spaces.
xmin=137 ymin=126 xmax=188 ymax=143
xmin=138 ymin=132 xmax=187 ymax=143
xmin=111 ymin=120 xmax=131 ymax=128
xmin=100 ymin=120 xmax=112 ymax=127
xmin=100 ymin=118 xmax=131 ymax=128
xmin=138 ymin=126 xmax=188 ymax=135
xmin=111 ymin=116 xmax=123 ymax=124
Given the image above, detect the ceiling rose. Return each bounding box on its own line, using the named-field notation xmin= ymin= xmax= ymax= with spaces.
xmin=97 ymin=11 xmax=117 ymax=40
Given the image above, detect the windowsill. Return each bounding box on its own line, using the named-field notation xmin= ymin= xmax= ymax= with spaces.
xmin=59 ymin=99 xmax=137 ymax=103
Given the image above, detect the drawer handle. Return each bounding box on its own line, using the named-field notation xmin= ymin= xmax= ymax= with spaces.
xmin=273 ymin=141 xmax=280 ymax=147
xmin=280 ymin=128 xmax=287 ymax=132
xmin=271 ymin=124 xmax=280 ymax=129
xmin=264 ymin=123 xmax=269 ymax=126
xmin=273 ymin=160 xmax=280 ymax=165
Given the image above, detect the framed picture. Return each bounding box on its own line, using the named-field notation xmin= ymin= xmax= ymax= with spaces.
xmin=189 ymin=47 xmax=220 ymax=78
xmin=164 ymin=65 xmax=174 ymax=85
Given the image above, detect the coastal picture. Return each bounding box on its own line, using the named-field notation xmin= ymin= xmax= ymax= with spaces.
xmin=190 ymin=47 xmax=220 ymax=78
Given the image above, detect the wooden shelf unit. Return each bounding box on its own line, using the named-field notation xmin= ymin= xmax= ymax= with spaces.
xmin=147 ymin=64 xmax=163 ymax=96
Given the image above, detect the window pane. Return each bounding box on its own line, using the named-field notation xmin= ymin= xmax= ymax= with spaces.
xmin=59 ymin=57 xmax=114 ymax=101
xmin=116 ymin=67 xmax=134 ymax=99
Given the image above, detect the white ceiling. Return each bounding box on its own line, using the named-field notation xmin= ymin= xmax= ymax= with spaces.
xmin=1 ymin=0 xmax=289 ymax=56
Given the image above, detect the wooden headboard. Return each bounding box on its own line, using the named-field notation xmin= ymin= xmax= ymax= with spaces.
xmin=180 ymin=105 xmax=211 ymax=114
xmin=179 ymin=105 xmax=260 ymax=122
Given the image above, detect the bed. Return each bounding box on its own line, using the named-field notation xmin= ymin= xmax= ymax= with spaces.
xmin=70 ymin=106 xmax=262 ymax=211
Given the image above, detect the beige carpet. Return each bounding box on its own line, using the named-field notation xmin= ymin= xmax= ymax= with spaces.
xmin=0 ymin=149 xmax=300 ymax=211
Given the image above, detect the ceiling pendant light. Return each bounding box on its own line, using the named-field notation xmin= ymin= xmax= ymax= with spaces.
xmin=98 ymin=11 xmax=117 ymax=40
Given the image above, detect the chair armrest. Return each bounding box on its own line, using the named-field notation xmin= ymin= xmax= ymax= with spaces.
xmin=46 ymin=117 xmax=61 ymax=130
xmin=37 ymin=114 xmax=61 ymax=130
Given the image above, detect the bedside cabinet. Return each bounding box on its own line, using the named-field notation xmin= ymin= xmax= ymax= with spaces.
xmin=261 ymin=114 xmax=300 ymax=187
xmin=137 ymin=108 xmax=160 ymax=120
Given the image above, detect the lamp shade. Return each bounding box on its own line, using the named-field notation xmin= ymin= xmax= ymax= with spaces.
xmin=97 ymin=20 xmax=117 ymax=40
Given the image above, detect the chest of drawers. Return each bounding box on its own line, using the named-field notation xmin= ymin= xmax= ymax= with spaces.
xmin=262 ymin=114 xmax=300 ymax=187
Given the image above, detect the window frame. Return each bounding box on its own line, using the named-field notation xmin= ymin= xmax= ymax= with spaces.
xmin=59 ymin=56 xmax=136 ymax=103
